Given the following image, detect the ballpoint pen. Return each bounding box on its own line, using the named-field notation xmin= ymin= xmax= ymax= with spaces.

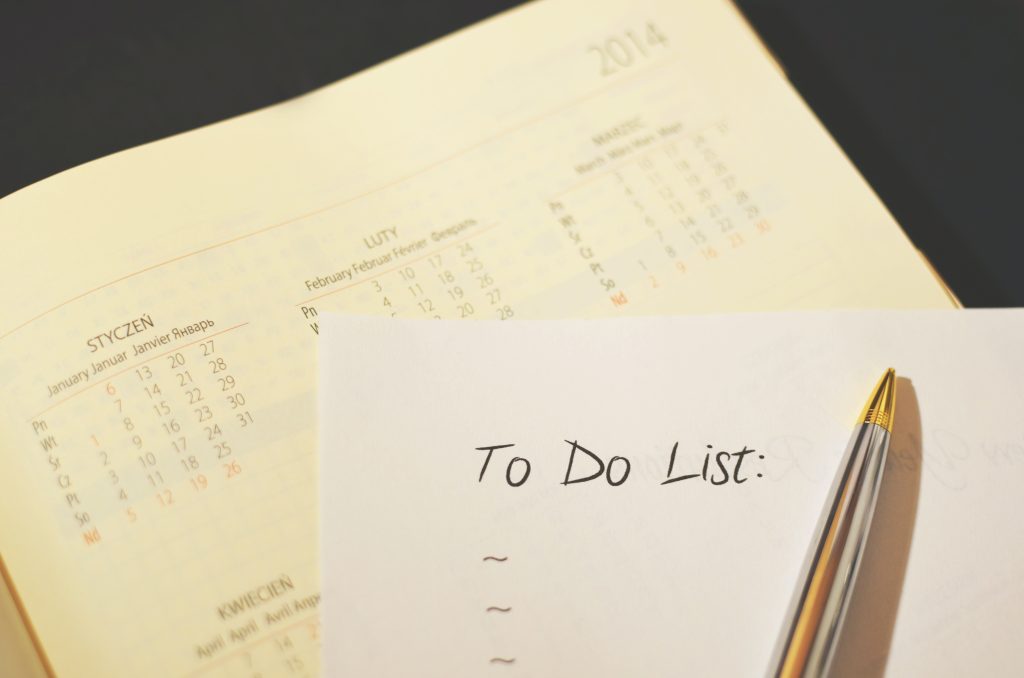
xmin=770 ymin=369 xmax=897 ymax=677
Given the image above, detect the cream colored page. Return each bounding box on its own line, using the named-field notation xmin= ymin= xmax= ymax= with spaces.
xmin=0 ymin=0 xmax=954 ymax=676
xmin=319 ymin=311 xmax=1024 ymax=676
xmin=0 ymin=568 xmax=47 ymax=678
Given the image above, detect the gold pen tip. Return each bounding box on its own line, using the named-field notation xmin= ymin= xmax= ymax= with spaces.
xmin=859 ymin=368 xmax=896 ymax=432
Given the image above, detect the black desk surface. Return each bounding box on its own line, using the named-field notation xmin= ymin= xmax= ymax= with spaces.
xmin=4 ymin=0 xmax=1022 ymax=305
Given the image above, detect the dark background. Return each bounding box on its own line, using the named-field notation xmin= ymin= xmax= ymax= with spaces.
xmin=3 ymin=1 xmax=1022 ymax=305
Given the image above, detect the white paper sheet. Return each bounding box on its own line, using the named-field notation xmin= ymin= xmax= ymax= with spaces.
xmin=319 ymin=310 xmax=1024 ymax=676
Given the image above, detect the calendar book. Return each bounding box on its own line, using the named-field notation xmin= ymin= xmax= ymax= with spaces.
xmin=0 ymin=0 xmax=955 ymax=676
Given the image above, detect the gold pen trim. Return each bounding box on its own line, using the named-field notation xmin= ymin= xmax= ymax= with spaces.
xmin=858 ymin=368 xmax=896 ymax=432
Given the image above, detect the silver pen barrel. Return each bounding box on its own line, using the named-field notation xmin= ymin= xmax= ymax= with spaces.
xmin=769 ymin=369 xmax=896 ymax=678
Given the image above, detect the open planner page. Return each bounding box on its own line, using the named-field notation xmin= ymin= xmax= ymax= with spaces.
xmin=0 ymin=0 xmax=954 ymax=676
xmin=319 ymin=311 xmax=1024 ymax=677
